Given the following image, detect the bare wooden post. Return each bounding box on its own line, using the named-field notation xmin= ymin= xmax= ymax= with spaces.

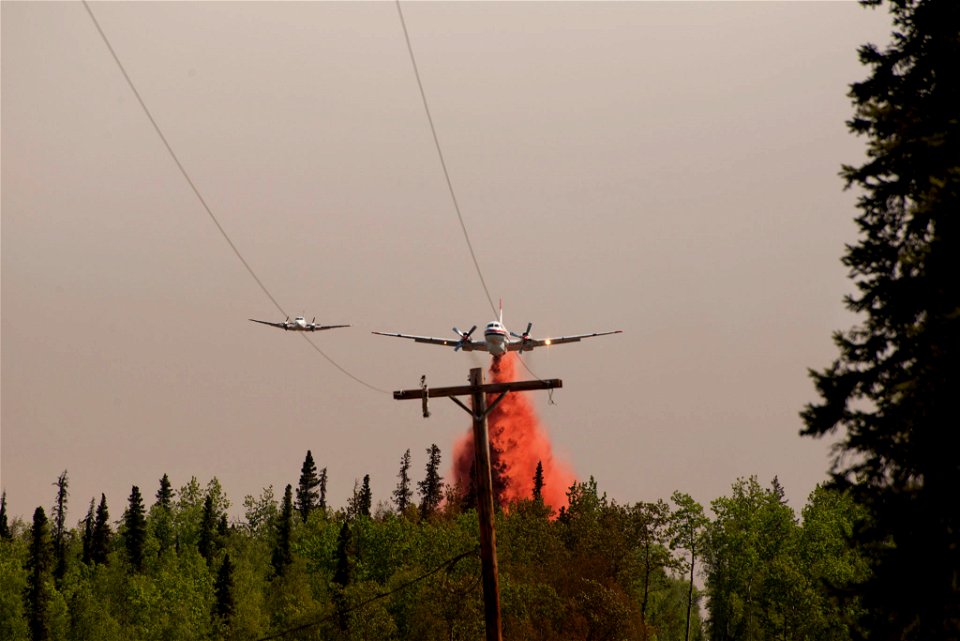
xmin=469 ymin=367 xmax=502 ymax=641
xmin=393 ymin=368 xmax=561 ymax=641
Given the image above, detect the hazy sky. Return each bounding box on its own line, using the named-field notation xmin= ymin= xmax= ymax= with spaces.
xmin=2 ymin=1 xmax=892 ymax=523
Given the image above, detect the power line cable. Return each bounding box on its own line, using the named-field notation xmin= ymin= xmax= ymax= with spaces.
xmin=252 ymin=546 xmax=479 ymax=641
xmin=395 ymin=2 xmax=558 ymax=400
xmin=395 ymin=0 xmax=498 ymax=320
xmin=81 ymin=0 xmax=388 ymax=395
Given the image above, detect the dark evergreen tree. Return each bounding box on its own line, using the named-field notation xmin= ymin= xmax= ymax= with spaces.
xmin=357 ymin=474 xmax=372 ymax=518
xmin=25 ymin=506 xmax=52 ymax=641
xmin=80 ymin=498 xmax=95 ymax=565
xmin=295 ymin=450 xmax=321 ymax=522
xmin=332 ymin=520 xmax=354 ymax=632
xmin=50 ymin=471 xmax=68 ymax=582
xmin=318 ymin=466 xmax=328 ymax=511
xmin=0 ymin=490 xmax=11 ymax=540
xmin=155 ymin=473 xmax=173 ymax=509
xmin=801 ymin=1 xmax=960 ymax=638
xmin=271 ymin=484 xmax=293 ymax=577
xmin=90 ymin=494 xmax=111 ymax=565
xmin=418 ymin=444 xmax=443 ymax=520
xmin=213 ymin=553 xmax=235 ymax=626
xmin=392 ymin=449 xmax=413 ymax=514
xmin=332 ymin=520 xmax=354 ymax=588
xmin=198 ymin=493 xmax=217 ymax=565
xmin=123 ymin=486 xmax=147 ymax=572
xmin=533 ymin=460 xmax=545 ymax=503
xmin=152 ymin=475 xmax=175 ymax=555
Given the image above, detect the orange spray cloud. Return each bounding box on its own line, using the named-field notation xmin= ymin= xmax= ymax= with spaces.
xmin=451 ymin=353 xmax=576 ymax=512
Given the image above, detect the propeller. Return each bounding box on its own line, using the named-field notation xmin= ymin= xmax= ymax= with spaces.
xmin=510 ymin=322 xmax=534 ymax=353
xmin=311 ymin=316 xmax=317 ymax=326
xmin=452 ymin=325 xmax=477 ymax=351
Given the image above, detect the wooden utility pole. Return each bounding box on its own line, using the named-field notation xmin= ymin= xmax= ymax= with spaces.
xmin=394 ymin=367 xmax=561 ymax=641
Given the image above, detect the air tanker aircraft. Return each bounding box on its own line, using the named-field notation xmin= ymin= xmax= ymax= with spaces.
xmin=249 ymin=316 xmax=349 ymax=332
xmin=373 ymin=302 xmax=621 ymax=357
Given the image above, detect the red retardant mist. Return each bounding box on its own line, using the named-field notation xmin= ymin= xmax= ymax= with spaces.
xmin=451 ymin=353 xmax=576 ymax=513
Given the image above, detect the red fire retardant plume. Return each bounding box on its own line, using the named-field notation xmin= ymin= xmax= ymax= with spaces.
xmin=451 ymin=353 xmax=576 ymax=512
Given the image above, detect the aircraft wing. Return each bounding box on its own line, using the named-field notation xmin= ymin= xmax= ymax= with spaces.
xmin=511 ymin=330 xmax=622 ymax=351
xmin=249 ymin=319 xmax=288 ymax=329
xmin=308 ymin=324 xmax=350 ymax=331
xmin=371 ymin=331 xmax=487 ymax=352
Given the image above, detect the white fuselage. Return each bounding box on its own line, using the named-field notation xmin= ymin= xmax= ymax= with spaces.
xmin=288 ymin=317 xmax=308 ymax=330
xmin=484 ymin=321 xmax=510 ymax=356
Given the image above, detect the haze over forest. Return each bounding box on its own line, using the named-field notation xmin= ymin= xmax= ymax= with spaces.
xmin=3 ymin=2 xmax=889 ymax=523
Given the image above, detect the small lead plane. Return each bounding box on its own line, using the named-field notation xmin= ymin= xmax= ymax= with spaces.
xmin=249 ymin=316 xmax=350 ymax=332
xmin=372 ymin=302 xmax=621 ymax=357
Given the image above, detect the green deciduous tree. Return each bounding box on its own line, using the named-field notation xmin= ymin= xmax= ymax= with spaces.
xmin=702 ymin=477 xmax=801 ymax=641
xmin=668 ymin=492 xmax=707 ymax=641
xmin=800 ymin=1 xmax=960 ymax=638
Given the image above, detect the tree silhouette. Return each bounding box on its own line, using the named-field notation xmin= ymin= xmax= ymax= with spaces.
xmin=123 ymin=486 xmax=147 ymax=572
xmin=393 ymin=449 xmax=413 ymax=514
xmin=90 ymin=494 xmax=111 ymax=565
xmin=295 ymin=450 xmax=321 ymax=522
xmin=0 ymin=491 xmax=10 ymax=540
xmin=418 ymin=444 xmax=443 ymax=520
xmin=26 ymin=507 xmax=52 ymax=641
xmin=271 ymin=484 xmax=293 ymax=577
xmin=801 ymin=1 xmax=960 ymax=637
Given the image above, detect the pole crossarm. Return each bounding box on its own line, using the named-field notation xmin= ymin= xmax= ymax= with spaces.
xmin=393 ymin=378 xmax=562 ymax=400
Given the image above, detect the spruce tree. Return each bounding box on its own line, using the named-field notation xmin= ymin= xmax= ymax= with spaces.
xmin=332 ymin=520 xmax=354 ymax=632
xmin=213 ymin=553 xmax=235 ymax=626
xmin=81 ymin=498 xmax=95 ymax=565
xmin=0 ymin=490 xmax=11 ymax=540
xmin=295 ymin=450 xmax=321 ymax=522
xmin=25 ymin=506 xmax=52 ymax=641
xmin=393 ymin=449 xmax=413 ymax=514
xmin=198 ymin=493 xmax=217 ymax=565
xmin=123 ymin=486 xmax=147 ymax=572
xmin=801 ymin=1 xmax=960 ymax=638
xmin=155 ymin=473 xmax=173 ymax=510
xmin=50 ymin=471 xmax=68 ymax=582
xmin=357 ymin=474 xmax=373 ymax=518
xmin=90 ymin=494 xmax=111 ymax=565
xmin=152 ymin=475 xmax=174 ymax=555
xmin=318 ymin=466 xmax=328 ymax=511
xmin=418 ymin=444 xmax=444 ymax=520
xmin=533 ymin=460 xmax=545 ymax=503
xmin=271 ymin=484 xmax=293 ymax=577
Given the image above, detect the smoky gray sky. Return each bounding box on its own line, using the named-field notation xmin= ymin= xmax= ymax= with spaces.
xmin=2 ymin=1 xmax=891 ymax=523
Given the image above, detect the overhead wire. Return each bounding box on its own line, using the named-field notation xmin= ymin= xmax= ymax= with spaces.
xmin=81 ymin=0 xmax=389 ymax=395
xmin=252 ymin=546 xmax=479 ymax=641
xmin=395 ymin=1 xmax=558 ymax=401
xmin=395 ymin=0 xmax=498 ymax=320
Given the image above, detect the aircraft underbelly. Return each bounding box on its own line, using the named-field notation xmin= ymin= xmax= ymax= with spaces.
xmin=486 ymin=333 xmax=507 ymax=355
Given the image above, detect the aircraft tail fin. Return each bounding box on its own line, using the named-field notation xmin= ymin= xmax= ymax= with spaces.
xmin=499 ymin=298 xmax=503 ymax=325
